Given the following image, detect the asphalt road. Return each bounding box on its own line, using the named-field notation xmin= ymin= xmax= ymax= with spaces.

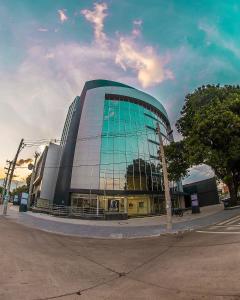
xmin=5 ymin=205 xmax=240 ymax=238
xmin=1 ymin=215 xmax=240 ymax=300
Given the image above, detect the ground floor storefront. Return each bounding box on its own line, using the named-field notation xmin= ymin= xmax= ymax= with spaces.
xmin=70 ymin=192 xmax=184 ymax=217
xmin=33 ymin=192 xmax=184 ymax=219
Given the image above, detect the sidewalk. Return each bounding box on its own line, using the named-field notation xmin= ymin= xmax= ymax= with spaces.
xmin=7 ymin=203 xmax=224 ymax=226
xmin=2 ymin=204 xmax=240 ymax=239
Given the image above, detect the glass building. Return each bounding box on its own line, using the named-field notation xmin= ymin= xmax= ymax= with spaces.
xmin=53 ymin=79 xmax=181 ymax=217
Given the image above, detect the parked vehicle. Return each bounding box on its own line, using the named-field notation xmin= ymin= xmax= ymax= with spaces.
xmin=172 ymin=207 xmax=184 ymax=217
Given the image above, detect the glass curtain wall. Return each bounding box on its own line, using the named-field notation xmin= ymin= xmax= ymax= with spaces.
xmin=99 ymin=97 xmax=169 ymax=195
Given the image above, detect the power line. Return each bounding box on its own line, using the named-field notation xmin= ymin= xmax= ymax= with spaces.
xmin=23 ymin=129 xmax=169 ymax=146
xmin=15 ymin=159 xmax=162 ymax=169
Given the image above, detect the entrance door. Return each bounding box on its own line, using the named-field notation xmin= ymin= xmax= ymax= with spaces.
xmin=108 ymin=199 xmax=119 ymax=212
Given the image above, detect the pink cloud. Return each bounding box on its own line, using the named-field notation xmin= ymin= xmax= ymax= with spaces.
xmin=131 ymin=19 xmax=143 ymax=37
xmin=115 ymin=37 xmax=174 ymax=88
xmin=81 ymin=3 xmax=173 ymax=87
xmin=81 ymin=2 xmax=108 ymax=45
xmin=58 ymin=9 xmax=68 ymax=23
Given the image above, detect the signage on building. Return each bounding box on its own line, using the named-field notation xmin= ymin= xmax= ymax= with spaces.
xmin=108 ymin=199 xmax=119 ymax=212
xmin=191 ymin=193 xmax=199 ymax=207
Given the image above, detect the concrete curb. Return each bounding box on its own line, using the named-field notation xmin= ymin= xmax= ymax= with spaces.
xmin=225 ymin=205 xmax=240 ymax=210
xmin=3 ymin=205 xmax=240 ymax=239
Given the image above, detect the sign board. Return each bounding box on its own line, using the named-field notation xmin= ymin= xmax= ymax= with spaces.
xmin=191 ymin=193 xmax=199 ymax=207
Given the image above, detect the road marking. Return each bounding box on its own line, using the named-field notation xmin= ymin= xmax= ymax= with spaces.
xmin=196 ymin=215 xmax=240 ymax=234
xmin=211 ymin=224 xmax=240 ymax=228
xmin=197 ymin=230 xmax=240 ymax=234
xmin=110 ymin=233 xmax=123 ymax=239
xmin=217 ymin=215 xmax=240 ymax=226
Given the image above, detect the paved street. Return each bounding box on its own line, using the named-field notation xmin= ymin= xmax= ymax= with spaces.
xmin=1 ymin=213 xmax=240 ymax=300
xmin=3 ymin=204 xmax=240 ymax=238
xmin=197 ymin=215 xmax=240 ymax=235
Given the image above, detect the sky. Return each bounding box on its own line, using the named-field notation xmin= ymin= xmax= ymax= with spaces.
xmin=0 ymin=0 xmax=240 ymax=183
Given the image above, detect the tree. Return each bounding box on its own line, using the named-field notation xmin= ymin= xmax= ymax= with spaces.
xmin=170 ymin=85 xmax=240 ymax=206
xmin=164 ymin=140 xmax=190 ymax=182
xmin=26 ymin=173 xmax=32 ymax=189
xmin=11 ymin=185 xmax=28 ymax=196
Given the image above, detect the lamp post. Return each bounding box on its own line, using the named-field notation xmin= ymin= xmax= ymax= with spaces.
xmin=3 ymin=139 xmax=24 ymax=215
xmin=27 ymin=152 xmax=39 ymax=210
xmin=156 ymin=123 xmax=172 ymax=231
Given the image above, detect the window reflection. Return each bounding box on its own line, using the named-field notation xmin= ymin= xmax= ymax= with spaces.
xmin=100 ymin=98 xmax=168 ymax=192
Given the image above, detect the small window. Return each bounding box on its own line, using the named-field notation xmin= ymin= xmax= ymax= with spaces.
xmin=139 ymin=202 xmax=144 ymax=208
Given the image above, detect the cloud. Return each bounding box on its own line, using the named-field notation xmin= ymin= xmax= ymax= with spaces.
xmin=116 ymin=36 xmax=174 ymax=88
xmin=37 ymin=27 xmax=48 ymax=32
xmin=132 ymin=19 xmax=142 ymax=38
xmin=199 ymin=22 xmax=240 ymax=58
xmin=58 ymin=9 xmax=68 ymax=23
xmin=0 ymin=168 xmax=5 ymax=180
xmin=0 ymin=41 xmax=125 ymax=162
xmin=81 ymin=3 xmax=173 ymax=88
xmin=45 ymin=52 xmax=55 ymax=59
xmin=0 ymin=1 xmax=175 ymax=176
xmin=81 ymin=2 xmax=108 ymax=45
xmin=183 ymin=164 xmax=215 ymax=184
xmin=133 ymin=19 xmax=143 ymax=26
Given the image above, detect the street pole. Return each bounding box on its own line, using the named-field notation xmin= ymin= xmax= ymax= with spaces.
xmin=156 ymin=122 xmax=172 ymax=231
xmin=27 ymin=152 xmax=39 ymax=210
xmin=3 ymin=139 xmax=24 ymax=215
xmin=1 ymin=160 xmax=12 ymax=203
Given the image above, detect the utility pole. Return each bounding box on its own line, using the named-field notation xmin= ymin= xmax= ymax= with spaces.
xmin=1 ymin=160 xmax=12 ymax=203
xmin=156 ymin=122 xmax=172 ymax=231
xmin=27 ymin=152 xmax=39 ymax=210
xmin=3 ymin=139 xmax=24 ymax=215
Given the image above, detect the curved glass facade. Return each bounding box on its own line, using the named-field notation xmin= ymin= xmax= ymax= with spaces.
xmin=99 ymin=97 xmax=168 ymax=193
xmin=53 ymin=80 xmax=180 ymax=216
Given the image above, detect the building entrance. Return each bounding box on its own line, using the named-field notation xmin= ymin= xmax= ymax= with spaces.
xmin=71 ymin=194 xmax=97 ymax=208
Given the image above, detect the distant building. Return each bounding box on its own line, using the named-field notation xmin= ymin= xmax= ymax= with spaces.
xmin=33 ymin=79 xmax=183 ymax=218
xmin=32 ymin=143 xmax=61 ymax=207
xmin=183 ymin=177 xmax=220 ymax=208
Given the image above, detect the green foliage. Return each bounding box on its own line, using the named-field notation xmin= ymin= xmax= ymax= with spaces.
xmin=164 ymin=141 xmax=190 ymax=181
xmin=176 ymin=84 xmax=240 ymax=136
xmin=11 ymin=185 xmax=28 ymax=196
xmin=174 ymin=84 xmax=240 ymax=205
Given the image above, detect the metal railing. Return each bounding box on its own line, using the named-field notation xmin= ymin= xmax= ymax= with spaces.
xmin=32 ymin=199 xmax=105 ymax=219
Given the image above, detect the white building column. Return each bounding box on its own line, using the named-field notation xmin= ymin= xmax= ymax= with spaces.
xmin=124 ymin=197 xmax=128 ymax=214
xmin=97 ymin=197 xmax=99 ymax=216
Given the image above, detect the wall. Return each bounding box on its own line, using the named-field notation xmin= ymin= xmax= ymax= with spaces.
xmin=70 ymin=88 xmax=105 ymax=190
xmin=40 ymin=143 xmax=61 ymax=203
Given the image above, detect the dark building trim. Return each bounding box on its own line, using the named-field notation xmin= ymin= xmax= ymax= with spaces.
xmin=105 ymin=93 xmax=170 ymax=127
xmin=70 ymin=188 xmax=165 ymax=196
xmin=70 ymin=189 xmax=184 ymax=197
